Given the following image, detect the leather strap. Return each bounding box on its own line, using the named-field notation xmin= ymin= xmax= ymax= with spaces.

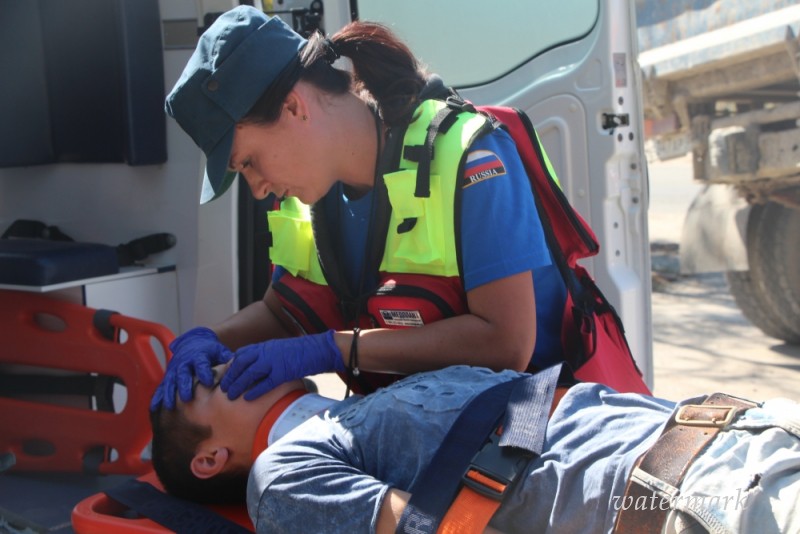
xmin=613 ymin=392 xmax=758 ymax=533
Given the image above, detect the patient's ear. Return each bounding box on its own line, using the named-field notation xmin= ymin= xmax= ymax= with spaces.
xmin=190 ymin=447 xmax=230 ymax=479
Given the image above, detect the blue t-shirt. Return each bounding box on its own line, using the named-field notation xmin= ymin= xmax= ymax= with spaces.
xmin=272 ymin=127 xmax=567 ymax=366
xmin=459 ymin=128 xmax=566 ymax=365
xmin=247 ymin=366 xmax=675 ymax=533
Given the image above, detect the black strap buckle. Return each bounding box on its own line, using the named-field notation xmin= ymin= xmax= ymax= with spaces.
xmin=462 ymin=430 xmax=532 ymax=500
xmin=445 ymin=95 xmax=475 ymax=113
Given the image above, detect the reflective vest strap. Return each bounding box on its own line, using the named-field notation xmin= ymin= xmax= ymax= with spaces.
xmin=415 ymin=104 xmax=462 ymax=198
xmin=268 ymin=99 xmax=493 ymax=284
xmin=380 ymin=100 xmax=490 ymax=276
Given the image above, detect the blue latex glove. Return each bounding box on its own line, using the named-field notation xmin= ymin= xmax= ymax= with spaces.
xmin=221 ymin=330 xmax=345 ymax=401
xmin=150 ymin=327 xmax=234 ymax=411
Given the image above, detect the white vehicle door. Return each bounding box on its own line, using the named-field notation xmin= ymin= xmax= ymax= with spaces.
xmin=324 ymin=0 xmax=653 ymax=383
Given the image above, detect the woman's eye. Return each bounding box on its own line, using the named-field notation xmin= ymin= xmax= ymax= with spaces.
xmin=230 ymin=159 xmax=251 ymax=172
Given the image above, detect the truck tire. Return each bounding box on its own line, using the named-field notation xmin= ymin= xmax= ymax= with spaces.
xmin=727 ymin=202 xmax=800 ymax=344
xmin=750 ymin=201 xmax=800 ymax=342
xmin=725 ymin=271 xmax=799 ymax=342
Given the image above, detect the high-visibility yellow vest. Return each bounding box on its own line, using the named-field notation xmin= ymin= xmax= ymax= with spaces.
xmin=268 ymin=99 xmax=490 ymax=283
xmin=268 ymin=99 xmax=492 ymax=393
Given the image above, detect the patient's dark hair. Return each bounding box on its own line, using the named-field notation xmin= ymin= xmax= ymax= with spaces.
xmin=149 ymin=406 xmax=249 ymax=504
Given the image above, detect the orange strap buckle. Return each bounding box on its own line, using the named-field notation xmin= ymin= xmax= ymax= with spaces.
xmin=438 ymin=429 xmax=531 ymax=533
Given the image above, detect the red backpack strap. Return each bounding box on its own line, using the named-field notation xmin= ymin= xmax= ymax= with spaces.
xmin=475 ymin=105 xmax=599 ymax=266
xmin=474 ymin=106 xmax=648 ymax=394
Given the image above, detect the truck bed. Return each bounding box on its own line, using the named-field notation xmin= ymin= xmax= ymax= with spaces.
xmin=637 ymin=0 xmax=800 ymax=79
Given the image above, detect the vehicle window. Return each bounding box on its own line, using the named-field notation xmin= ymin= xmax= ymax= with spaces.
xmin=354 ymin=0 xmax=599 ymax=87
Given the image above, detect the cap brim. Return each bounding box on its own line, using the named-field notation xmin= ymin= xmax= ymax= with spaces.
xmin=200 ymin=126 xmax=238 ymax=204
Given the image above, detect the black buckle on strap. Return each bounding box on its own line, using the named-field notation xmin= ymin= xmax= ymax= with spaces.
xmin=462 ymin=430 xmax=531 ymax=500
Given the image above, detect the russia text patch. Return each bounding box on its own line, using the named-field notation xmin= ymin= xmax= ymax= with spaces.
xmin=463 ymin=149 xmax=507 ymax=187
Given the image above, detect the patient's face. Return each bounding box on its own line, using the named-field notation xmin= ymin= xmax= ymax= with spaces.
xmin=190 ymin=363 xmax=227 ymax=404
xmin=180 ymin=362 xmax=251 ymax=428
xmin=179 ymin=362 xmax=303 ymax=445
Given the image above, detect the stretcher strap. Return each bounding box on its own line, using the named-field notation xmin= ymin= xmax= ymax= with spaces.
xmin=437 ymin=376 xmax=568 ymax=534
xmin=395 ymin=377 xmax=524 ymax=534
xmin=438 ymin=472 xmax=503 ymax=534
xmin=104 ymin=478 xmax=251 ymax=534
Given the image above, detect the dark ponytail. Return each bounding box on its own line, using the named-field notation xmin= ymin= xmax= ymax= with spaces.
xmin=244 ymin=21 xmax=428 ymax=127
xmin=326 ymin=22 xmax=428 ymax=126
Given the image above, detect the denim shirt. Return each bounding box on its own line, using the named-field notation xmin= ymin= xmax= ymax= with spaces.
xmin=247 ymin=366 xmax=676 ymax=533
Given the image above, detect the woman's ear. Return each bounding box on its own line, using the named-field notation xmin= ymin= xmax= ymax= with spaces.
xmin=190 ymin=447 xmax=230 ymax=480
xmin=283 ymin=86 xmax=310 ymax=122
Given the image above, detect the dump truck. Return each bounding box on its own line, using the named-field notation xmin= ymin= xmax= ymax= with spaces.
xmin=637 ymin=0 xmax=800 ymax=342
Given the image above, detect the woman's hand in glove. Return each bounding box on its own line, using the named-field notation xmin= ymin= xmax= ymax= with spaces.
xmin=221 ymin=330 xmax=345 ymax=401
xmin=150 ymin=327 xmax=234 ymax=411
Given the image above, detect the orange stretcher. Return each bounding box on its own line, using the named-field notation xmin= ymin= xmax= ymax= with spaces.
xmin=0 ymin=289 xmax=171 ymax=475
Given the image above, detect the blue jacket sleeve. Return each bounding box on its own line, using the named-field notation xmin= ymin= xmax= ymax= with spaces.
xmin=460 ymin=127 xmax=552 ymax=291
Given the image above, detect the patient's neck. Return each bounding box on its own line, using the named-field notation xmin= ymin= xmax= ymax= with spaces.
xmin=250 ymin=387 xmax=338 ymax=460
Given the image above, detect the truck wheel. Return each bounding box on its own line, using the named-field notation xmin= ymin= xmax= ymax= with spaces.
xmin=725 ymin=271 xmax=799 ymax=342
xmin=728 ymin=202 xmax=800 ymax=344
xmin=749 ymin=201 xmax=800 ymax=342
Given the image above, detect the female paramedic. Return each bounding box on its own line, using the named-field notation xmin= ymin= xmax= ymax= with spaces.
xmin=151 ymin=5 xmax=568 ymax=410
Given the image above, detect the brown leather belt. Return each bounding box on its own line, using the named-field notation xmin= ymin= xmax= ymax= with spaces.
xmin=613 ymin=392 xmax=758 ymax=533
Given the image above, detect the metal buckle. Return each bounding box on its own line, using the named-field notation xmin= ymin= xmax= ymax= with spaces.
xmin=462 ymin=430 xmax=531 ymax=500
xmin=674 ymin=404 xmax=736 ymax=427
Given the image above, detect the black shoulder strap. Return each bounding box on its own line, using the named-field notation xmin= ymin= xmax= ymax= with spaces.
xmin=412 ymin=96 xmax=483 ymax=199
xmin=104 ymin=478 xmax=251 ymax=534
xmin=396 ymin=364 xmax=571 ymax=534
xmin=414 ymin=102 xmax=461 ymax=198
xmin=311 ymin=112 xmax=405 ymax=320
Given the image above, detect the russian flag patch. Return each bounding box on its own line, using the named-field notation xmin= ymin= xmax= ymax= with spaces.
xmin=463 ymin=149 xmax=507 ymax=187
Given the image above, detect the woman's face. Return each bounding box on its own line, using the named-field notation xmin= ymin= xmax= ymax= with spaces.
xmin=228 ymin=109 xmax=336 ymax=205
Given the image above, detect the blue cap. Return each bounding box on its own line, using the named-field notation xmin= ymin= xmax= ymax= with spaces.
xmin=165 ymin=6 xmax=307 ymax=203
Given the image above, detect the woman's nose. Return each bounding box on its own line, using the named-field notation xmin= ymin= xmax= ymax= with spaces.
xmin=243 ymin=173 xmax=270 ymax=200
